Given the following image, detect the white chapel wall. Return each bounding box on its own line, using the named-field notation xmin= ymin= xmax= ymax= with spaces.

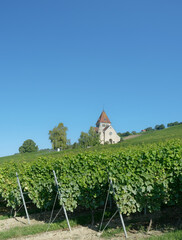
xmin=104 ymin=126 xmax=120 ymax=144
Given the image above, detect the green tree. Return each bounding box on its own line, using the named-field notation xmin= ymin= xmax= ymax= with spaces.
xmin=88 ymin=126 xmax=100 ymax=146
xmin=167 ymin=121 xmax=179 ymax=127
xmin=49 ymin=123 xmax=69 ymax=150
xmin=118 ymin=131 xmax=131 ymax=137
xmin=19 ymin=139 xmax=38 ymax=153
xmin=155 ymin=124 xmax=165 ymax=130
xmin=145 ymin=127 xmax=153 ymax=132
xmin=72 ymin=142 xmax=79 ymax=149
xmin=78 ymin=126 xmax=100 ymax=148
xmin=78 ymin=132 xmax=90 ymax=148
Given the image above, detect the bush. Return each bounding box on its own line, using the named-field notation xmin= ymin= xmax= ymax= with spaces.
xmin=145 ymin=127 xmax=153 ymax=132
xmin=118 ymin=131 xmax=131 ymax=137
xmin=167 ymin=121 xmax=180 ymax=127
xmin=155 ymin=124 xmax=165 ymax=130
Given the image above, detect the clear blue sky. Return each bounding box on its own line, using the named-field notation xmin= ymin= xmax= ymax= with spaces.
xmin=0 ymin=1 xmax=182 ymax=157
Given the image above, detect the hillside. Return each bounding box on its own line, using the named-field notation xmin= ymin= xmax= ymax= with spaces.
xmin=0 ymin=127 xmax=182 ymax=240
xmin=0 ymin=124 xmax=182 ymax=164
xmin=120 ymin=124 xmax=182 ymax=146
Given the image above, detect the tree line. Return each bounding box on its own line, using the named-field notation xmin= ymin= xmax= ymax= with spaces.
xmin=18 ymin=120 xmax=182 ymax=154
xmin=18 ymin=123 xmax=100 ymax=153
xmin=144 ymin=121 xmax=182 ymax=132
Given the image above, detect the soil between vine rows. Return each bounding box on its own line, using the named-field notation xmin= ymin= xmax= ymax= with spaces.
xmin=9 ymin=227 xmax=163 ymax=240
xmin=0 ymin=214 xmax=164 ymax=240
xmin=0 ymin=206 xmax=181 ymax=239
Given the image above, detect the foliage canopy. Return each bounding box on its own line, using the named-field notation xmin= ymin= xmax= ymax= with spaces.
xmin=78 ymin=126 xmax=100 ymax=148
xmin=49 ymin=123 xmax=69 ymax=150
xmin=19 ymin=139 xmax=38 ymax=153
xmin=155 ymin=124 xmax=165 ymax=130
xmin=1 ymin=140 xmax=182 ymax=215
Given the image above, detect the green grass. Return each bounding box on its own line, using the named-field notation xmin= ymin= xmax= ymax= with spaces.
xmin=0 ymin=150 xmax=60 ymax=165
xmin=0 ymin=212 xmax=89 ymax=240
xmin=0 ymin=220 xmax=71 ymax=240
xmin=147 ymin=230 xmax=182 ymax=240
xmin=0 ymin=147 xmax=87 ymax=165
xmin=100 ymin=206 xmax=182 ymax=239
xmin=0 ymin=207 xmax=181 ymax=240
xmin=1 ymin=223 xmax=180 ymax=240
xmin=101 ymin=226 xmax=122 ymax=238
xmin=120 ymin=125 xmax=182 ymax=146
xmin=0 ymin=216 xmax=9 ymax=220
xmin=0 ymin=209 xmax=105 ymax=240
xmin=102 ymin=228 xmax=182 ymax=240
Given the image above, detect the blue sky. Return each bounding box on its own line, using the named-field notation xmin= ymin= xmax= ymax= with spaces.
xmin=0 ymin=1 xmax=182 ymax=157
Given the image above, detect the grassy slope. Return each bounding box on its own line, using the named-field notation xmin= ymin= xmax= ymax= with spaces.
xmin=0 ymin=125 xmax=182 ymax=165
xmin=121 ymin=124 xmax=182 ymax=146
xmin=0 ymin=148 xmax=83 ymax=165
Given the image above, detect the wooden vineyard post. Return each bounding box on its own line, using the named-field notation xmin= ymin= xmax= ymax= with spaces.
xmin=110 ymin=179 xmax=128 ymax=239
xmin=16 ymin=172 xmax=30 ymax=224
xmin=53 ymin=170 xmax=71 ymax=231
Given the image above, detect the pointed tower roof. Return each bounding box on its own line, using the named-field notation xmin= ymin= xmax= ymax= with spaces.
xmin=96 ymin=111 xmax=111 ymax=125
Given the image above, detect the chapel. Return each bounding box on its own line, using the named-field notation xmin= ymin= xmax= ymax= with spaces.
xmin=95 ymin=111 xmax=120 ymax=144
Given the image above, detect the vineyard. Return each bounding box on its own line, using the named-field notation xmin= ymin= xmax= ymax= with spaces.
xmin=0 ymin=139 xmax=182 ymax=223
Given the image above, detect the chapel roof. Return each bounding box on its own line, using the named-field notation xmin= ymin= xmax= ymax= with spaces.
xmin=96 ymin=111 xmax=111 ymax=125
xmin=103 ymin=125 xmax=110 ymax=131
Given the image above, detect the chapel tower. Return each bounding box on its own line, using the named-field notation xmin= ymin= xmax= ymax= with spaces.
xmin=95 ymin=111 xmax=120 ymax=144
